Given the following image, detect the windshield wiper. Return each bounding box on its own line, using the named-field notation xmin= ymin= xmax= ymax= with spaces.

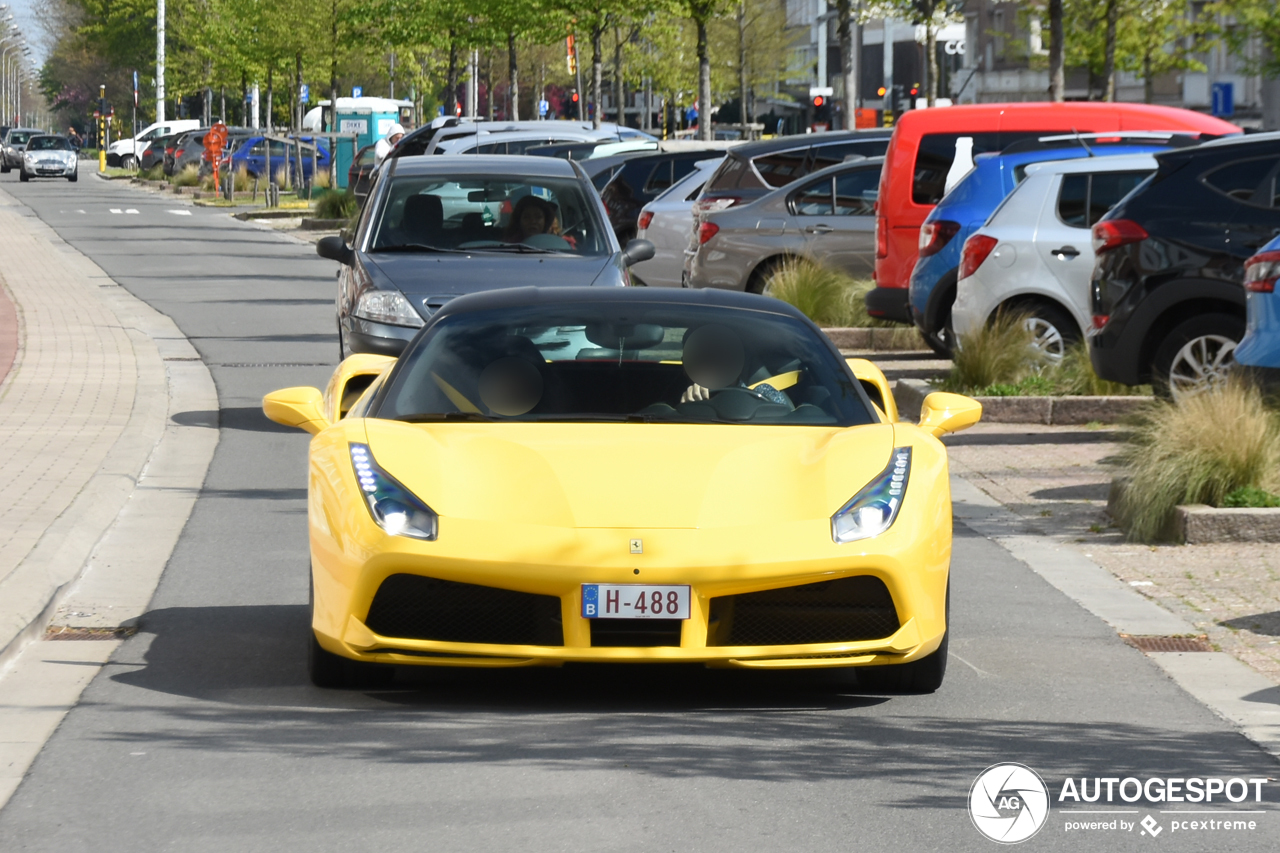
xmin=371 ymin=243 xmax=470 ymax=254
xmin=458 ymin=242 xmax=561 ymax=255
xmin=393 ymin=412 xmax=493 ymax=422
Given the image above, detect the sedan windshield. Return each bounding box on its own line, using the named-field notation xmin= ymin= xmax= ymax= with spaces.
xmin=368 ymin=175 xmax=609 ymax=256
xmin=7 ymin=132 xmax=31 ymax=146
xmin=377 ymin=303 xmax=874 ymax=427
xmin=28 ymin=137 xmax=73 ymax=151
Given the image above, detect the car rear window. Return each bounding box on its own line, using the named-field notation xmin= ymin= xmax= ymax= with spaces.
xmin=752 ymin=147 xmax=810 ymax=187
xmin=809 ymin=138 xmax=890 ymax=171
xmin=913 ymin=132 xmax=1058 ymax=205
xmin=1057 ymin=170 xmax=1152 ymax=228
xmin=704 ymin=155 xmax=765 ymax=192
xmin=1201 ymin=156 xmax=1280 ymax=208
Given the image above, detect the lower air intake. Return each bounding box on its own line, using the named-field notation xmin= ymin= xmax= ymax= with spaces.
xmin=364 ymin=574 xmax=564 ymax=646
xmin=709 ymin=576 xmax=900 ymax=646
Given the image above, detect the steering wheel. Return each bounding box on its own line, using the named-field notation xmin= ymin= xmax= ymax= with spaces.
xmin=708 ymin=386 xmax=775 ymax=403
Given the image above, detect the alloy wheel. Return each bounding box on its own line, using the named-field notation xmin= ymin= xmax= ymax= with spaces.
xmin=1024 ymin=317 xmax=1065 ymax=363
xmin=1168 ymin=334 xmax=1236 ymax=400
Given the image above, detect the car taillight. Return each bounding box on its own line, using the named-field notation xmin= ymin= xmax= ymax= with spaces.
xmin=1091 ymin=219 xmax=1148 ymax=254
xmin=918 ymin=220 xmax=961 ymax=258
xmin=876 ymin=215 xmax=888 ymax=259
xmin=1092 ymin=315 xmax=1110 ymax=330
xmin=638 ymin=210 xmax=654 ymax=231
xmin=698 ymin=221 xmax=720 ymax=245
xmin=1244 ymin=250 xmax=1280 ymax=293
xmin=959 ymin=234 xmax=999 ymax=280
xmin=175 ymin=148 xmax=185 ymax=157
xmin=693 ymin=197 xmax=739 ymax=216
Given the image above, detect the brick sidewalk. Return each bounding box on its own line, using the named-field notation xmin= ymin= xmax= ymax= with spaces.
xmin=945 ymin=422 xmax=1280 ymax=686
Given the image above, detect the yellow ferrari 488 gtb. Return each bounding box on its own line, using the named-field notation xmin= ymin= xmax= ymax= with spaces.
xmin=264 ymin=287 xmax=981 ymax=690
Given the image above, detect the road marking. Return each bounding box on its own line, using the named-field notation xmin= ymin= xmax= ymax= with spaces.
xmin=167 ymin=209 xmax=192 ymax=216
xmin=108 ymin=208 xmax=122 ymax=214
xmin=125 ymin=209 xmax=139 ymax=214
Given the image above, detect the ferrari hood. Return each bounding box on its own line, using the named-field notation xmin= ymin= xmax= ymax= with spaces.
xmin=362 ymin=420 xmax=896 ymax=529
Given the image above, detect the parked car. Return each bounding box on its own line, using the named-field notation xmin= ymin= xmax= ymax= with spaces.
xmin=1089 ymin=132 xmax=1280 ymax=397
xmin=951 ymin=154 xmax=1158 ymax=360
xmin=867 ymin=102 xmax=1241 ymax=326
xmin=433 ymin=129 xmax=613 ymax=155
xmin=694 ymin=130 xmax=893 ymax=216
xmin=1 ymin=128 xmax=44 ymax=173
xmin=632 ymin=157 xmax=724 ymax=287
xmin=170 ymin=127 xmax=252 ymax=175
xmin=140 ymin=132 xmax=180 ymax=171
xmin=598 ymin=147 xmax=738 ymax=243
xmin=17 ymin=135 xmax=79 ymax=182
xmin=1236 ymin=236 xmax=1280 ymax=394
xmin=525 ymin=140 xmax=608 ymax=160
xmin=685 ymin=156 xmax=883 ymax=293
xmin=228 ymin=136 xmax=331 ymax=183
xmin=910 ymin=133 xmax=1198 ymax=354
xmin=315 ymin=154 xmax=655 ymax=357
xmin=348 ymin=144 xmax=378 ymax=204
xmin=392 ymin=118 xmax=648 ymax=160
xmin=105 ymin=119 xmax=201 ymax=168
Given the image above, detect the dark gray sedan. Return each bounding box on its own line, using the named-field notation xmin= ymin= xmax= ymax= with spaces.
xmin=684 ymin=156 xmax=883 ymax=293
xmin=318 ymin=154 xmax=654 ymax=356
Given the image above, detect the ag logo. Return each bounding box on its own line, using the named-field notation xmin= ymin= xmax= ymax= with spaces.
xmin=969 ymin=763 xmax=1050 ymax=844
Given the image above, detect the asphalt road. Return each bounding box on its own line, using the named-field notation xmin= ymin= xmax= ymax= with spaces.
xmin=0 ymin=173 xmax=1276 ymax=852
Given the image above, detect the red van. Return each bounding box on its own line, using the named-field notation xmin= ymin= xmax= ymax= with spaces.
xmin=866 ymin=102 xmax=1240 ymax=323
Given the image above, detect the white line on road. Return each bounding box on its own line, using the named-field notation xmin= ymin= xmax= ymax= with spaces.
xmin=125 ymin=209 xmax=139 ymax=214
xmin=108 ymin=208 xmax=122 ymax=214
xmin=167 ymin=209 xmax=192 ymax=216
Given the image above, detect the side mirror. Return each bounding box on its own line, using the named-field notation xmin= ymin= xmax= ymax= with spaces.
xmin=621 ymin=238 xmax=656 ymax=267
xmin=918 ymin=392 xmax=982 ymax=438
xmin=845 ymin=357 xmax=897 ymax=422
xmin=263 ymin=386 xmax=330 ymax=435
xmin=317 ymin=235 xmax=354 ymax=266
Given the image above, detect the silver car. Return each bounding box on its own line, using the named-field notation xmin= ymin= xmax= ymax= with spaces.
xmin=1 ymin=128 xmax=43 ymax=173
xmin=684 ymin=157 xmax=883 ymax=293
xmin=19 ymin=135 xmax=79 ymax=182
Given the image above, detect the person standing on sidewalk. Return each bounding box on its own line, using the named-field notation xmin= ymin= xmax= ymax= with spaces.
xmin=374 ymin=123 xmax=405 ymax=167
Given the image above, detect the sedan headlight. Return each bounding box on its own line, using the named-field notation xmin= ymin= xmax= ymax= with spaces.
xmin=353 ymin=290 xmax=424 ymax=328
xmin=350 ymin=443 xmax=438 ymax=540
xmin=832 ymin=447 xmax=911 ymax=543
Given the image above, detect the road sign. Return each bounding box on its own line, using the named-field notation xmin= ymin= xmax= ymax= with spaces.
xmin=1212 ymin=82 xmax=1234 ymax=118
xmin=300 ymin=84 xmax=309 ymax=105
xmin=809 ymin=86 xmax=834 ymax=98
xmin=538 ymin=99 xmax=549 ymax=117
xmin=352 ymin=86 xmax=363 ymax=98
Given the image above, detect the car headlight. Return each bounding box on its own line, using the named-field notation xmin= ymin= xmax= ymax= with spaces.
xmin=831 ymin=447 xmax=911 ymax=543
xmin=349 ymin=443 xmax=437 ymax=540
xmin=353 ymin=290 xmax=425 ymax=328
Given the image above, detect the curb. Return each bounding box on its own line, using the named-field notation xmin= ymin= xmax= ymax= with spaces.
xmin=1176 ymin=505 xmax=1280 ymax=544
xmin=894 ymin=377 xmax=1151 ymax=423
xmin=952 ymin=475 xmax=1280 ymax=760
xmin=233 ymin=209 xmax=307 ymax=220
xmin=821 ymin=326 xmax=922 ymax=352
xmin=301 ymin=217 xmax=347 ymax=230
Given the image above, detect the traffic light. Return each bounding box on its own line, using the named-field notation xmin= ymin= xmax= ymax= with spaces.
xmin=812 ymin=94 xmax=825 ymax=109
xmin=877 ymin=86 xmax=887 ymax=98
xmin=812 ymin=93 xmax=831 ymax=125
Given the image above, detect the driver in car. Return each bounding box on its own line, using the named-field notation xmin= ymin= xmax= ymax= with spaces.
xmin=678 ymin=325 xmax=792 ymax=407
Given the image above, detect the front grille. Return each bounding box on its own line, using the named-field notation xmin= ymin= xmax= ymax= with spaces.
xmin=590 ymin=618 xmax=683 ymax=647
xmin=708 ymin=576 xmax=900 ymax=647
xmin=364 ymin=574 xmax=563 ymax=646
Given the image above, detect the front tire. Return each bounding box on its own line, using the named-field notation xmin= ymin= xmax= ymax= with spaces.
xmin=68 ymin=173 xmax=77 ymax=182
xmin=120 ymin=155 xmax=136 ymax=170
xmin=857 ymin=582 xmax=948 ymax=694
xmin=1006 ymin=300 xmax=1080 ymax=363
xmin=1151 ymin=313 xmax=1243 ymax=399
xmin=18 ymin=170 xmax=28 ymax=182
xmin=0 ymin=162 xmax=9 ymax=173
xmin=308 ymin=574 xmax=393 ymax=689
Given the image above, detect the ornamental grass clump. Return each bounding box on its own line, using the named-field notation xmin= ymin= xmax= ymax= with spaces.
xmin=173 ymin=164 xmax=201 ymax=187
xmin=1052 ymin=341 xmax=1149 ymax=396
xmin=314 ymin=189 xmax=358 ymax=221
xmin=1116 ymin=379 xmax=1280 ymax=542
xmin=939 ymin=309 xmax=1039 ymax=392
xmin=764 ymin=258 xmax=895 ymax=327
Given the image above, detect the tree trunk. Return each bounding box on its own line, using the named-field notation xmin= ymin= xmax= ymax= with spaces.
xmin=295 ymin=51 xmax=303 ymax=133
xmin=508 ymin=33 xmax=520 ymax=121
xmin=220 ymin=87 xmax=225 ymax=123
xmin=837 ymin=0 xmax=857 ymax=129
xmin=737 ymin=3 xmax=748 ymax=130
xmin=1048 ymin=0 xmax=1064 ymax=101
xmin=266 ymin=65 xmax=273 ymax=132
xmin=697 ymin=17 xmax=711 ymax=141
xmin=926 ymin=22 xmax=938 ymax=106
xmin=486 ymin=50 xmax=495 ymax=121
xmin=446 ymin=36 xmax=459 ymax=116
xmin=1143 ymin=50 xmax=1154 ymax=104
xmin=1103 ymin=0 xmax=1118 ymax=102
xmin=614 ymin=27 xmax=625 ymax=125
xmin=591 ymin=24 xmax=604 ymax=129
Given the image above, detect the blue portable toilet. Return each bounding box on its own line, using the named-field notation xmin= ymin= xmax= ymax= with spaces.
xmin=316 ymin=96 xmax=414 ymax=188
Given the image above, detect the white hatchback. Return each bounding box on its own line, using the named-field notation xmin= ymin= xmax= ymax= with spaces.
xmin=951 ymin=154 xmax=1156 ymax=359
xmin=632 ymin=157 xmax=723 ymax=287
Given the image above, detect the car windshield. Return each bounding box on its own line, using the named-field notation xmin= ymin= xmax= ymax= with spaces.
xmin=376 ymin=303 xmax=875 ymax=427
xmin=368 ymin=175 xmax=609 ymax=256
xmin=28 ymin=137 xmax=71 ymax=151
xmin=7 ymin=131 xmax=32 ymax=145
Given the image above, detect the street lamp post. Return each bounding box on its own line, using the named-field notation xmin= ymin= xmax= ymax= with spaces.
xmin=2 ymin=41 xmax=25 ymax=125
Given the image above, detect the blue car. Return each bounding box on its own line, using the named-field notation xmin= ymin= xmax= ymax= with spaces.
xmin=908 ymin=133 xmax=1204 ymax=354
xmin=227 ymin=135 xmax=331 ymax=182
xmin=1237 ymin=235 xmax=1280 ymax=392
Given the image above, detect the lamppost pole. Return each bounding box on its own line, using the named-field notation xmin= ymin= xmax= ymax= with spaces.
xmin=156 ymin=0 xmax=166 ymax=122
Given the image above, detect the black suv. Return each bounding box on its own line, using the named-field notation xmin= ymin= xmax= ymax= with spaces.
xmin=695 ymin=130 xmax=893 ymax=212
xmin=1089 ymin=133 xmax=1280 ymax=394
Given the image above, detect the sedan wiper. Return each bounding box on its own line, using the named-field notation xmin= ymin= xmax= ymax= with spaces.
xmin=393 ymin=412 xmax=493 ymax=422
xmin=370 ymin=243 xmax=471 ymax=254
xmin=456 ymin=241 xmax=560 ymax=255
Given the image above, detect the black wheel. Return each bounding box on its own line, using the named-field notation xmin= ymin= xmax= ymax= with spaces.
xmin=919 ymin=325 xmax=953 ymax=358
xmin=0 ymin=163 xmax=9 ymax=173
xmin=121 ymin=155 xmax=136 ymax=170
xmin=18 ymin=170 xmax=28 ymax=182
xmin=857 ymin=582 xmax=948 ymax=694
xmin=308 ymin=574 xmax=394 ymax=689
xmin=337 ymin=324 xmax=348 ymax=361
xmin=1151 ymin=312 xmax=1243 ymax=399
xmin=68 ymin=173 xmax=77 ymax=183
xmin=1005 ymin=300 xmax=1080 ymax=363
xmin=745 ymin=257 xmax=786 ymax=295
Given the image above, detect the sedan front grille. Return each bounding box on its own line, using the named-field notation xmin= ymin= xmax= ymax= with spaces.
xmin=364 ymin=574 xmax=563 ymax=646
xmin=708 ymin=576 xmax=900 ymax=647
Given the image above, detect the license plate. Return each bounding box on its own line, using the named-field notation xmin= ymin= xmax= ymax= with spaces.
xmin=581 ymin=584 xmax=690 ymax=619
